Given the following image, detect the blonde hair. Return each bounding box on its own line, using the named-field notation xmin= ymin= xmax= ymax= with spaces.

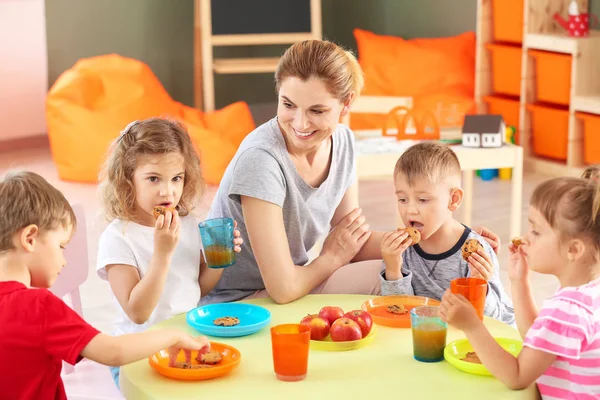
xmin=531 ymin=177 xmax=600 ymax=260
xmin=582 ymin=165 xmax=600 ymax=181
xmin=394 ymin=142 xmax=462 ymax=185
xmin=98 ymin=118 xmax=204 ymax=222
xmin=275 ymin=40 xmax=364 ymax=103
xmin=0 ymin=171 xmax=76 ymax=252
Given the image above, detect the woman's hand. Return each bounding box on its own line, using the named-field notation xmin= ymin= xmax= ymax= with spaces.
xmin=472 ymin=226 xmax=500 ymax=255
xmin=320 ymin=207 xmax=371 ymax=267
xmin=232 ymin=220 xmax=243 ymax=252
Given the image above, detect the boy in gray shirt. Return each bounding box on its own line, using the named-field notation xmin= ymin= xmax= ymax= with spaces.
xmin=380 ymin=142 xmax=514 ymax=326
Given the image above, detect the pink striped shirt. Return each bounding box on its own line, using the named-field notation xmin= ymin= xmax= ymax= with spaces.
xmin=524 ymin=278 xmax=600 ymax=399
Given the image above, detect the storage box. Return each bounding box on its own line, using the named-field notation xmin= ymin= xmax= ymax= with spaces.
xmin=486 ymin=44 xmax=522 ymax=97
xmin=491 ymin=0 xmax=524 ymax=44
xmin=527 ymin=103 xmax=569 ymax=161
xmin=529 ymin=50 xmax=572 ymax=106
xmin=576 ymin=112 xmax=600 ymax=165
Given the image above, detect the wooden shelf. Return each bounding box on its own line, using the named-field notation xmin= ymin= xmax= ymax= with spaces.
xmin=573 ymin=95 xmax=600 ymax=115
xmin=524 ymin=31 xmax=600 ymax=54
xmin=211 ymin=33 xmax=315 ymax=47
xmin=212 ymin=57 xmax=280 ymax=74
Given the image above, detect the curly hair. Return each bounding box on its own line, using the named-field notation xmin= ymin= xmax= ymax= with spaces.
xmin=98 ymin=118 xmax=204 ymax=222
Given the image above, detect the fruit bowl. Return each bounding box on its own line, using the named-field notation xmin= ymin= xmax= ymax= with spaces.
xmin=309 ymin=327 xmax=377 ymax=352
xmin=361 ymin=295 xmax=440 ymax=328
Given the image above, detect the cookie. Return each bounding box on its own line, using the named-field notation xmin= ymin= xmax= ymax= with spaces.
xmin=461 ymin=351 xmax=482 ymax=364
xmin=153 ymin=205 xmax=176 ymax=219
xmin=397 ymin=227 xmax=421 ymax=245
xmin=461 ymin=238 xmax=484 ymax=261
xmin=198 ymin=351 xmax=223 ymax=365
xmin=213 ymin=316 xmax=240 ymax=327
xmin=511 ymin=237 xmax=523 ymax=248
xmin=387 ymin=304 xmax=408 ymax=315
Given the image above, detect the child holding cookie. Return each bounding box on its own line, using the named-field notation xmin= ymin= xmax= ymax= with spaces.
xmin=0 ymin=171 xmax=209 ymax=399
xmin=441 ymin=177 xmax=600 ymax=397
xmin=96 ymin=118 xmax=243 ymax=387
xmin=380 ymin=142 xmax=514 ymax=325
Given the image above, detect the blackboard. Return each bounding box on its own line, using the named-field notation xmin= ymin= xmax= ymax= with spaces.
xmin=211 ymin=0 xmax=312 ymax=35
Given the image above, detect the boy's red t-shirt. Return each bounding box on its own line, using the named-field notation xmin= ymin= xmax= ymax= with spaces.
xmin=0 ymin=281 xmax=100 ymax=400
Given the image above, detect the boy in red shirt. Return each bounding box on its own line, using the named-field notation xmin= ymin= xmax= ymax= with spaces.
xmin=0 ymin=171 xmax=209 ymax=400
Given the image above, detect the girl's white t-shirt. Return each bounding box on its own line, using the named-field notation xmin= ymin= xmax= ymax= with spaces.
xmin=96 ymin=215 xmax=201 ymax=335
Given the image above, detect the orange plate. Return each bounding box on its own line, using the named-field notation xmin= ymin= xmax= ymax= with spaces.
xmin=148 ymin=342 xmax=241 ymax=381
xmin=361 ymin=295 xmax=440 ymax=328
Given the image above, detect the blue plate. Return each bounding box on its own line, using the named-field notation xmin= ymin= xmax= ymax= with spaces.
xmin=186 ymin=303 xmax=272 ymax=337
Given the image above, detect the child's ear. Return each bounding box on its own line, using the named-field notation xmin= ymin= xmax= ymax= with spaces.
xmin=18 ymin=225 xmax=40 ymax=253
xmin=448 ymin=187 xmax=463 ymax=211
xmin=566 ymin=238 xmax=586 ymax=262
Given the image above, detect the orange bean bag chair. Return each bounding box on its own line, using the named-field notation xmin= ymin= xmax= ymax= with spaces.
xmin=46 ymin=54 xmax=255 ymax=185
xmin=352 ymin=29 xmax=477 ymax=131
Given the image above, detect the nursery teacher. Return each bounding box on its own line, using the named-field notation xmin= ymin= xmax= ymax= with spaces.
xmin=201 ymin=40 xmax=386 ymax=305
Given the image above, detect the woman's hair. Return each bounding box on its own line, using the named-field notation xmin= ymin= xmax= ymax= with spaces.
xmin=275 ymin=40 xmax=364 ymax=104
xmin=531 ymin=177 xmax=600 ymax=260
xmin=98 ymin=118 xmax=204 ymax=222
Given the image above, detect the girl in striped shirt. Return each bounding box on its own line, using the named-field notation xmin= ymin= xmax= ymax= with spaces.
xmin=440 ymin=176 xmax=600 ymax=399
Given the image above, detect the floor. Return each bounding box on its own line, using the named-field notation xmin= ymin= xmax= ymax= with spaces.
xmin=0 ymin=139 xmax=560 ymax=334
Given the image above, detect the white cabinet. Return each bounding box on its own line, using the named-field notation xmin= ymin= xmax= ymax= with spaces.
xmin=0 ymin=0 xmax=48 ymax=140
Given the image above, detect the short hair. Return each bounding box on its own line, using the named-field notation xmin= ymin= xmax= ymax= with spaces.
xmin=0 ymin=171 xmax=76 ymax=252
xmin=98 ymin=118 xmax=204 ymax=222
xmin=394 ymin=142 xmax=462 ymax=185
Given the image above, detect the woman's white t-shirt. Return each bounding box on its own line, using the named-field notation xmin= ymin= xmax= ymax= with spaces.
xmin=97 ymin=215 xmax=201 ymax=335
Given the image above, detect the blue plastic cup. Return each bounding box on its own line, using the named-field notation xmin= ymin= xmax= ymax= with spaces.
xmin=198 ymin=217 xmax=236 ymax=269
xmin=410 ymin=306 xmax=447 ymax=363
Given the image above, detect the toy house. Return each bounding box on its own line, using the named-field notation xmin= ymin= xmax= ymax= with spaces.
xmin=461 ymin=114 xmax=505 ymax=148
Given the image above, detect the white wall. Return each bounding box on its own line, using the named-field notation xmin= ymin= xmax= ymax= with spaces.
xmin=0 ymin=0 xmax=48 ymax=141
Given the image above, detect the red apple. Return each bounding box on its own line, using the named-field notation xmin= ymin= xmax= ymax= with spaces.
xmin=318 ymin=306 xmax=345 ymax=326
xmin=300 ymin=314 xmax=330 ymax=340
xmin=329 ymin=317 xmax=362 ymax=342
xmin=343 ymin=310 xmax=373 ymax=338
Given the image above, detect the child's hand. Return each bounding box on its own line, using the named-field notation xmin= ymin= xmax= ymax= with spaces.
xmin=168 ymin=334 xmax=211 ymax=367
xmin=468 ymin=249 xmax=494 ymax=281
xmin=440 ymin=289 xmax=481 ymax=332
xmin=381 ymin=230 xmax=411 ymax=280
xmin=154 ymin=210 xmax=180 ymax=256
xmin=233 ymin=220 xmax=243 ymax=252
xmin=508 ymin=243 xmax=529 ymax=282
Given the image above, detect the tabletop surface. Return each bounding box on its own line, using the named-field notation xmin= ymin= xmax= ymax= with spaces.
xmin=121 ymin=294 xmax=539 ymax=400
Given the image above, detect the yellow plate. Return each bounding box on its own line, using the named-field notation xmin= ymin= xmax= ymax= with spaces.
xmin=309 ymin=327 xmax=376 ymax=351
xmin=444 ymin=337 xmax=523 ymax=376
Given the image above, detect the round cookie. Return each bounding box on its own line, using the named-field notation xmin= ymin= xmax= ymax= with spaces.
xmin=511 ymin=237 xmax=523 ymax=248
xmin=198 ymin=351 xmax=223 ymax=365
xmin=461 ymin=238 xmax=484 ymax=261
xmin=213 ymin=316 xmax=240 ymax=327
xmin=397 ymin=227 xmax=421 ymax=245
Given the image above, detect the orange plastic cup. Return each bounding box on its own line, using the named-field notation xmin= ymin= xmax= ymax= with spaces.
xmin=450 ymin=277 xmax=487 ymax=320
xmin=270 ymin=324 xmax=310 ymax=382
